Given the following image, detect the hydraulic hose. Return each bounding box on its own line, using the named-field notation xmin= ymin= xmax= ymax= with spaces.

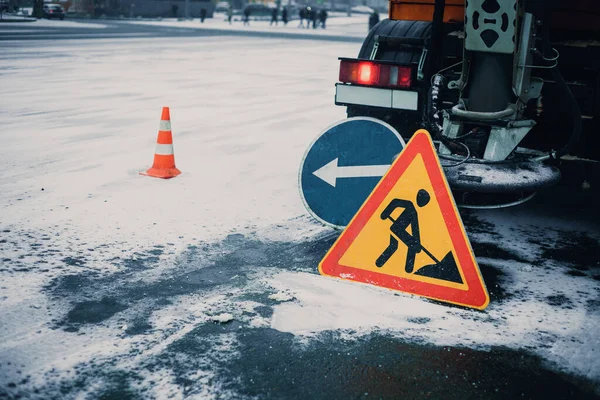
xmin=428 ymin=74 xmax=469 ymax=160
xmin=430 ymin=74 xmax=445 ymax=134
xmin=540 ymin=6 xmax=582 ymax=160
xmin=451 ymin=104 xmax=515 ymax=120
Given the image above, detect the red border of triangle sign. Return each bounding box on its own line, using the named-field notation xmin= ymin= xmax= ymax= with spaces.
xmin=319 ymin=129 xmax=489 ymax=310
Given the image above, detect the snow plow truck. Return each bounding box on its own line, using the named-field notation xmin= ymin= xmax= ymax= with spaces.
xmin=333 ymin=0 xmax=599 ymax=208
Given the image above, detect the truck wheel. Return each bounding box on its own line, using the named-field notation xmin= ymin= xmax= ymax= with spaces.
xmin=349 ymin=19 xmax=433 ymax=137
xmin=358 ymin=19 xmax=432 ymax=63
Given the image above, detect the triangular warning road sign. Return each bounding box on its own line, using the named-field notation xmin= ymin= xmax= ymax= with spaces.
xmin=319 ymin=129 xmax=489 ymax=310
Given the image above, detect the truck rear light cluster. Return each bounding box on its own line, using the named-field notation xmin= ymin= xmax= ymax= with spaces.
xmin=339 ymin=60 xmax=412 ymax=89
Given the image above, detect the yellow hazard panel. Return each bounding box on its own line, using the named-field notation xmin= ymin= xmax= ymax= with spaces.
xmin=319 ymin=129 xmax=489 ymax=310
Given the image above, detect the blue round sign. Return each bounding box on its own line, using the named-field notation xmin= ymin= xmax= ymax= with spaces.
xmin=299 ymin=117 xmax=406 ymax=228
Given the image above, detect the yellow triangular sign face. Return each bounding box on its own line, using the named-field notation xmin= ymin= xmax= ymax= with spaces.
xmin=319 ymin=129 xmax=489 ymax=310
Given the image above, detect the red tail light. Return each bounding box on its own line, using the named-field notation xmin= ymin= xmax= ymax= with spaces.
xmin=357 ymin=62 xmax=379 ymax=85
xmin=339 ymin=60 xmax=412 ymax=89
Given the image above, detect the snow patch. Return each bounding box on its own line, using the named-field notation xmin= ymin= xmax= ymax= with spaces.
xmin=268 ymin=291 xmax=294 ymax=302
xmin=211 ymin=313 xmax=234 ymax=323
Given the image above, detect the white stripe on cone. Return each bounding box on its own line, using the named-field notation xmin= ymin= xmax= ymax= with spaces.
xmin=154 ymin=143 xmax=174 ymax=155
xmin=159 ymin=120 xmax=171 ymax=131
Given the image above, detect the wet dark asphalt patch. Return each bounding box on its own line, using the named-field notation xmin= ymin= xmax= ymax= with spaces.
xmin=162 ymin=328 xmax=597 ymax=400
xmin=459 ymin=210 xmax=501 ymax=237
xmin=255 ymin=330 xmax=597 ymax=399
xmin=44 ymin=233 xmax=337 ymax=333
xmin=30 ymin=325 xmax=598 ymax=400
xmin=124 ymin=316 xmax=154 ymax=336
xmin=56 ymin=367 xmax=143 ymax=400
xmin=545 ymin=294 xmax=575 ymax=309
xmin=406 ymin=317 xmax=431 ymax=324
xmin=476 ymin=263 xmax=511 ymax=303
xmin=114 ymin=250 xmax=162 ymax=271
xmin=568 ymin=269 xmax=588 ymax=277
xmin=471 ymin=241 xmax=530 ymax=264
xmin=540 ymin=232 xmax=599 ymax=272
xmin=62 ymin=256 xmax=87 ymax=267
xmin=65 ymin=297 xmax=128 ymax=325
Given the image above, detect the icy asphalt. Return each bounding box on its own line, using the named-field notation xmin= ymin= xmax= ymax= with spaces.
xmin=1 ymin=19 xmax=600 ymax=399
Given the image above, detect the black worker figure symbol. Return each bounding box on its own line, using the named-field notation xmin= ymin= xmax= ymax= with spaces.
xmin=375 ymin=189 xmax=464 ymax=284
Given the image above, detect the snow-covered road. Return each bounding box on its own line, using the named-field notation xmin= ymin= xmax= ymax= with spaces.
xmin=1 ymin=35 xmax=599 ymax=399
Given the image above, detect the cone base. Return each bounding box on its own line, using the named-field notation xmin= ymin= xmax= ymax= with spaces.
xmin=140 ymin=167 xmax=182 ymax=179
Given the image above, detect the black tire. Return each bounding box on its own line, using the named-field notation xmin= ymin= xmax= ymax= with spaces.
xmin=348 ymin=19 xmax=433 ymax=138
xmin=358 ymin=19 xmax=432 ymax=63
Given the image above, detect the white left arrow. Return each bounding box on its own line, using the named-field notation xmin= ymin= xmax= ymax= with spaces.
xmin=312 ymin=158 xmax=391 ymax=188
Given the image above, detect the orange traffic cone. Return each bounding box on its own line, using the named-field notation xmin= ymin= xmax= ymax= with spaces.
xmin=140 ymin=107 xmax=181 ymax=179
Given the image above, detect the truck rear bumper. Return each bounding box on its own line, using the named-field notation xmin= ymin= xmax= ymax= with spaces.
xmin=334 ymin=83 xmax=419 ymax=111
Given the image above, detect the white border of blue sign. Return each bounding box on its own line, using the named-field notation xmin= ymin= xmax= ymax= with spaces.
xmin=298 ymin=116 xmax=406 ymax=230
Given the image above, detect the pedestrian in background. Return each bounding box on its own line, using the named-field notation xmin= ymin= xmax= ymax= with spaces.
xmin=282 ymin=6 xmax=288 ymax=26
xmin=270 ymin=7 xmax=278 ymax=26
xmin=200 ymin=8 xmax=207 ymax=22
xmin=319 ymin=8 xmax=327 ymax=28
xmin=298 ymin=7 xmax=307 ymax=27
xmin=227 ymin=4 xmax=233 ymax=24
xmin=243 ymin=6 xmax=250 ymax=25
xmin=311 ymin=7 xmax=317 ymax=29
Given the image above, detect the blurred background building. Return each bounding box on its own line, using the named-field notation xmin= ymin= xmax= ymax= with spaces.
xmin=9 ymin=0 xmax=387 ymax=18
